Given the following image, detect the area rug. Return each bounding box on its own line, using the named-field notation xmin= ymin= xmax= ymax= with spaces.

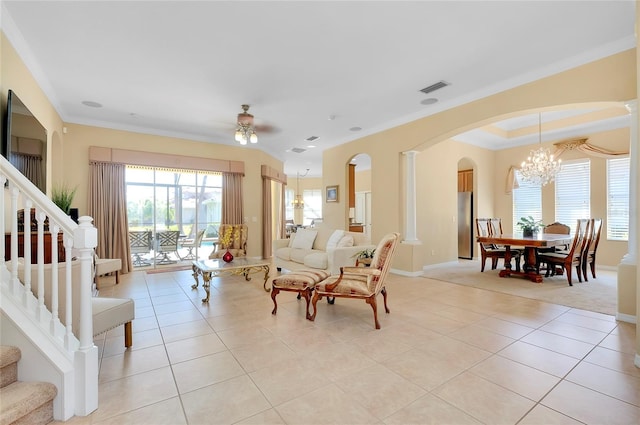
xmin=422 ymin=260 xmax=617 ymax=316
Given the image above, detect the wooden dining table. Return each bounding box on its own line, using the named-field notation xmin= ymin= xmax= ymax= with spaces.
xmin=476 ymin=233 xmax=573 ymax=283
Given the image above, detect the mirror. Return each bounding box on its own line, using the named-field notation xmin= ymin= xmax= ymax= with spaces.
xmin=3 ymin=90 xmax=47 ymax=193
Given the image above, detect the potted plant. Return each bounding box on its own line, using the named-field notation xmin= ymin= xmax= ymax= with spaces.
xmin=517 ymin=216 xmax=543 ymax=237
xmin=353 ymin=248 xmax=376 ymax=266
xmin=51 ymin=183 xmax=77 ymax=215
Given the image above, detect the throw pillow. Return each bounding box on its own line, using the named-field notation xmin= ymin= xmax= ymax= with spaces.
xmin=288 ymin=233 xmax=296 ymax=247
xmin=337 ymin=235 xmax=354 ymax=247
xmin=290 ymin=229 xmax=318 ymax=250
xmin=325 ymin=230 xmax=345 ymax=250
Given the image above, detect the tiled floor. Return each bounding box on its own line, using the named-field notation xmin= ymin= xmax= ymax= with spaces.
xmin=59 ymin=266 xmax=639 ymax=424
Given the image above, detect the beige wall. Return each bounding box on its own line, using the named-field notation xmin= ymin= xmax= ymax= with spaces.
xmin=323 ymin=49 xmax=636 ymax=273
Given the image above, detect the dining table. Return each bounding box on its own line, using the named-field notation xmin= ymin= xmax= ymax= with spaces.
xmin=476 ymin=233 xmax=573 ymax=283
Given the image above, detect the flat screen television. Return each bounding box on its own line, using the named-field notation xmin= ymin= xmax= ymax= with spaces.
xmin=2 ymin=89 xmax=47 ymax=193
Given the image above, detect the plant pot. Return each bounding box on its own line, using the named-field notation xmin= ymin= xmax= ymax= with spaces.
xmin=523 ymin=229 xmax=537 ymax=237
xmin=222 ymin=250 xmax=234 ymax=263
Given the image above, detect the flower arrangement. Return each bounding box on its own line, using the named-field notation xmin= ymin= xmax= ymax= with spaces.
xmin=353 ymin=248 xmax=376 ymax=259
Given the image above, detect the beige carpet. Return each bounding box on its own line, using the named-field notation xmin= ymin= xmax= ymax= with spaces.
xmin=422 ymin=259 xmax=617 ymax=316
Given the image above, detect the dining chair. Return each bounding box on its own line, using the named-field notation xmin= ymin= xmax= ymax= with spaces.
xmin=155 ymin=230 xmax=180 ymax=264
xmin=129 ymin=230 xmax=152 ymax=267
xmin=475 ymin=218 xmax=521 ymax=272
xmin=180 ymin=229 xmax=205 ymax=260
xmin=536 ymin=218 xmax=590 ymax=286
xmin=581 ymin=218 xmax=602 ymax=281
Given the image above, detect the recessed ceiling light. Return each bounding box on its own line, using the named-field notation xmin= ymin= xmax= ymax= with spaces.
xmin=307 ymin=145 xmax=316 ymax=148
xmin=81 ymin=100 xmax=102 ymax=108
xmin=420 ymin=98 xmax=438 ymax=105
xmin=349 ymin=126 xmax=362 ymax=132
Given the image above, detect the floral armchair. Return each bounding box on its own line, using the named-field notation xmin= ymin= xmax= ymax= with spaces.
xmin=209 ymin=224 xmax=248 ymax=259
xmin=310 ymin=232 xmax=400 ymax=329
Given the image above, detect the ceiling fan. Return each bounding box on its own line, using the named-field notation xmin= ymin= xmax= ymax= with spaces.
xmin=231 ymin=104 xmax=279 ymax=145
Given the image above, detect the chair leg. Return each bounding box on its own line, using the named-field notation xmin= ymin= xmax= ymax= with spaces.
xmin=576 ymin=264 xmax=583 ymax=283
xmin=309 ymin=291 xmax=321 ymax=321
xmin=581 ymin=263 xmax=588 ymax=282
xmin=491 ymin=258 xmax=498 ymax=270
xmin=381 ymin=287 xmax=390 ymax=314
xmin=124 ymin=322 xmax=132 ymax=348
xmin=480 ymin=255 xmax=486 ymax=272
xmin=590 ymin=262 xmax=596 ymax=279
xmin=565 ymin=265 xmax=573 ymax=286
xmin=302 ymin=288 xmax=313 ymax=320
xmin=270 ymin=287 xmax=280 ymax=315
xmin=366 ymin=295 xmax=380 ymax=329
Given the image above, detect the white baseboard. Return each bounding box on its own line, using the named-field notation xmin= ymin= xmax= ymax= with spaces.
xmin=616 ymin=312 xmax=637 ymax=324
xmin=422 ymin=261 xmax=464 ymax=272
xmin=390 ymin=268 xmax=424 ymax=277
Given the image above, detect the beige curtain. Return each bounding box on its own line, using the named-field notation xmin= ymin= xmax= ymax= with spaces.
xmin=10 ymin=153 xmax=44 ymax=191
xmin=262 ymin=177 xmax=272 ymax=258
xmin=221 ymin=172 xmax=244 ymax=224
xmin=505 ymin=138 xmax=629 ymax=193
xmin=88 ymin=161 xmax=132 ymax=274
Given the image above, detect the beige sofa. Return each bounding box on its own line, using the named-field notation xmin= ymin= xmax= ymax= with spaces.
xmin=272 ymin=224 xmax=375 ymax=275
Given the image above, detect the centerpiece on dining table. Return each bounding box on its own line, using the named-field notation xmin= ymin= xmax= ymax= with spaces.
xmin=517 ymin=216 xmax=543 ymax=237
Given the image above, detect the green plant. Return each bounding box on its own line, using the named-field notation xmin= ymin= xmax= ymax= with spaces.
xmin=353 ymin=248 xmax=376 ymax=259
xmin=51 ymin=183 xmax=77 ymax=214
xmin=517 ymin=216 xmax=543 ymax=233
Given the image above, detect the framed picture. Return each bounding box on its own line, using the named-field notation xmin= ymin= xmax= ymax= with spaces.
xmin=326 ymin=185 xmax=338 ymax=203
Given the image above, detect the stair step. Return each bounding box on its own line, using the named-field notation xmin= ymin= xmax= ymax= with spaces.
xmin=0 ymin=381 xmax=57 ymax=425
xmin=0 ymin=347 xmax=21 ymax=388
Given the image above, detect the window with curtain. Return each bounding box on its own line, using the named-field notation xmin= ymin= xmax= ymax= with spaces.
xmin=512 ymin=170 xmax=542 ymax=234
xmin=607 ymin=157 xmax=629 ymax=241
xmin=303 ymin=189 xmax=322 ymax=226
xmin=285 ymin=188 xmax=294 ymax=221
xmin=555 ymin=159 xmax=590 ymax=233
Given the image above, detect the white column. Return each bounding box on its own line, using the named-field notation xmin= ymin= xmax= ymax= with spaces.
xmin=624 ymin=100 xmax=638 ymax=265
xmin=403 ymin=151 xmax=419 ymax=243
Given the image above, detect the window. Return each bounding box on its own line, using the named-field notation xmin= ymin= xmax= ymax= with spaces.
xmin=285 ymin=188 xmax=294 ymax=221
xmin=607 ymin=157 xmax=629 ymax=241
xmin=513 ymin=170 xmax=542 ymax=233
xmin=302 ymin=189 xmax=322 ymax=226
xmin=555 ymin=159 xmax=590 ymax=233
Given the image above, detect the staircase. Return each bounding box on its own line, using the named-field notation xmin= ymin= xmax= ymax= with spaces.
xmin=0 ymin=346 xmax=57 ymax=425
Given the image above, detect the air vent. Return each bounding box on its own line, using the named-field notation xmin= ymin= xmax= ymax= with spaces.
xmin=305 ymin=136 xmax=319 ymax=142
xmin=419 ymin=80 xmax=450 ymax=95
xmin=291 ymin=147 xmax=306 ymax=153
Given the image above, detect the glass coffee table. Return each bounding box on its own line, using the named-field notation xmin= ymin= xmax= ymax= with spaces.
xmin=191 ymin=258 xmax=271 ymax=302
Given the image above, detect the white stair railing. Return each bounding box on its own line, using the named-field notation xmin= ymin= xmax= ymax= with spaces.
xmin=0 ymin=154 xmax=98 ymax=418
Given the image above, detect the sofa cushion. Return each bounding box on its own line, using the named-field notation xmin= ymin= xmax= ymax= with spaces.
xmin=290 ymin=248 xmax=316 ymax=264
xmin=290 ymin=229 xmax=317 ymax=249
xmin=303 ymin=252 xmax=328 ymax=269
xmin=326 ymin=230 xmax=345 ymax=250
xmin=275 ymin=247 xmax=293 ymax=261
xmin=337 ymin=235 xmax=354 ymax=247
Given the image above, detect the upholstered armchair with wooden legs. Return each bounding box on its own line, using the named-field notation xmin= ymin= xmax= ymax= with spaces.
xmin=309 ymin=232 xmax=399 ymax=329
xmin=476 ymin=218 xmax=521 ymax=272
xmin=209 ymin=224 xmax=248 ymax=259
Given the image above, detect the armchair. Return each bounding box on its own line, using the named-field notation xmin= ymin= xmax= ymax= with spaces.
xmin=310 ymin=232 xmax=399 ymax=329
xmin=209 ymin=224 xmax=247 ymax=259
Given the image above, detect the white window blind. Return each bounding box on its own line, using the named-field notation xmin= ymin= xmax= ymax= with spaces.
xmin=513 ymin=170 xmax=542 ymax=234
xmin=285 ymin=188 xmax=294 ymax=221
xmin=607 ymin=157 xmax=629 ymax=241
xmin=555 ymin=159 xmax=590 ymax=233
xmin=303 ymin=189 xmax=322 ymax=226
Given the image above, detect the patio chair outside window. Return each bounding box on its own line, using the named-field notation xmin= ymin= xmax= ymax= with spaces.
xmin=155 ymin=230 xmax=180 ymax=264
xmin=181 ymin=229 xmax=205 ymax=260
xmin=129 ymin=230 xmax=152 ymax=267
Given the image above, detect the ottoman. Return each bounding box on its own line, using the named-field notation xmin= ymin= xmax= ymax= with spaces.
xmin=271 ymin=270 xmax=330 ymax=319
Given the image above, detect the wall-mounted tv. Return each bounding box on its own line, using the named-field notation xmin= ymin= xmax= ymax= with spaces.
xmin=2 ymin=89 xmax=47 ymax=193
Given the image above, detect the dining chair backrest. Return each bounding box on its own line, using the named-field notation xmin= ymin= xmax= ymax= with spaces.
xmin=543 ymin=222 xmax=570 ymax=235
xmin=570 ymin=219 xmax=590 ymax=261
xmin=489 ymin=218 xmax=503 ymax=236
xmin=475 ymin=218 xmax=495 ymax=250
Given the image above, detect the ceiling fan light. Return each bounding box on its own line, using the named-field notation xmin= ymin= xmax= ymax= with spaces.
xmin=235 ymin=129 xmax=243 ymax=142
xmin=250 ymin=132 xmax=258 ymax=144
xmin=240 ymin=135 xmax=248 ymax=145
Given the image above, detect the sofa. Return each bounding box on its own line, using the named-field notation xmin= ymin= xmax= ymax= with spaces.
xmin=272 ymin=224 xmax=375 ymax=275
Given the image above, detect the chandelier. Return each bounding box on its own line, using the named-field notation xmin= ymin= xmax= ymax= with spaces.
xmin=234 ymin=104 xmax=258 ymax=145
xmin=519 ymin=113 xmax=561 ymax=186
xmin=292 ymin=169 xmax=308 ymax=209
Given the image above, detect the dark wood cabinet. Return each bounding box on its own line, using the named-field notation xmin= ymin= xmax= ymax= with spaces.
xmin=4 ymin=232 xmax=66 ymax=264
xmin=349 ymin=224 xmax=364 ymax=233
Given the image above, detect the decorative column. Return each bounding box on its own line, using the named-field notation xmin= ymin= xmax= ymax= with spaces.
xmin=403 ymin=151 xmax=420 ymax=243
xmin=618 ymin=101 xmax=639 ymax=328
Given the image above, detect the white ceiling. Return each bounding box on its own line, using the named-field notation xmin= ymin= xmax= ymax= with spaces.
xmin=1 ymin=1 xmax=635 ymax=177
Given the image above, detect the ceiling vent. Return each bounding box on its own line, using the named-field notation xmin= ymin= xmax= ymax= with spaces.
xmin=419 ymin=80 xmax=450 ymax=95
xmin=305 ymin=136 xmax=319 ymax=142
xmin=291 ymin=147 xmax=306 ymax=153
